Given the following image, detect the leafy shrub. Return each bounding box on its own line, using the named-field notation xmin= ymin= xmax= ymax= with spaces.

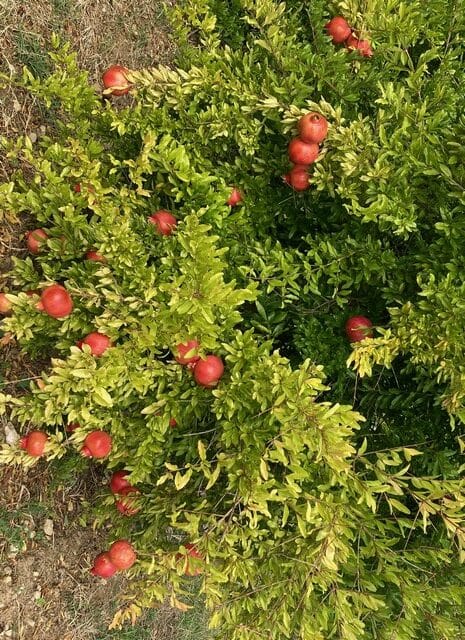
xmin=2 ymin=1 xmax=465 ymax=638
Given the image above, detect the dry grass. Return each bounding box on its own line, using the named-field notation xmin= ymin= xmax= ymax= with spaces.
xmin=0 ymin=0 xmax=176 ymax=140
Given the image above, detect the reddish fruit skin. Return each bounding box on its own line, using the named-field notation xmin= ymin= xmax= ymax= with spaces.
xmin=66 ymin=422 xmax=80 ymax=433
xmin=288 ymin=138 xmax=319 ymax=165
xmin=91 ymin=552 xmax=117 ymax=578
xmin=176 ymin=543 xmax=203 ymax=576
xmin=325 ymin=16 xmax=352 ymax=44
xmin=298 ymin=113 xmax=329 ymax=144
xmin=193 ymin=355 xmax=224 ymax=388
xmin=85 ymin=250 xmax=105 ymax=262
xmin=346 ymin=35 xmax=373 ymax=57
xmin=73 ymin=183 xmax=81 ymax=193
xmin=345 ymin=316 xmax=374 ymax=342
xmin=0 ymin=293 xmax=12 ymax=315
xmin=19 ymin=436 xmax=29 ymax=450
xmin=110 ymin=470 xmax=131 ymax=494
xmin=25 ymin=431 xmax=48 ymax=457
xmin=115 ymin=486 xmax=141 ymax=516
xmin=39 ymin=285 xmax=73 ymax=318
xmin=78 ymin=332 xmax=112 ymax=356
xmin=108 ymin=540 xmax=137 ymax=570
xmin=82 ymin=431 xmax=112 ymax=459
xmin=26 ymin=229 xmax=48 ymax=255
xmin=227 ymin=188 xmax=243 ymax=206
xmin=148 ymin=210 xmax=177 ymax=236
xmin=102 ymin=65 xmax=131 ymax=96
xmin=169 ymin=418 xmax=177 ymax=428
xmin=287 ymin=166 xmax=310 ymax=191
xmin=175 ymin=340 xmax=200 ymax=365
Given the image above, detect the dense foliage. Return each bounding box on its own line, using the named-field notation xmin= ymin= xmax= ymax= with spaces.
xmin=2 ymin=0 xmax=465 ymax=638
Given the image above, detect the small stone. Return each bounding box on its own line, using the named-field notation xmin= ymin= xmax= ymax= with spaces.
xmin=28 ymin=132 xmax=37 ymax=143
xmin=43 ymin=519 xmax=54 ymax=537
xmin=2 ymin=575 xmax=12 ymax=585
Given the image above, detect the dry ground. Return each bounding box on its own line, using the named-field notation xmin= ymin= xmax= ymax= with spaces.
xmin=0 ymin=2 xmax=211 ymax=639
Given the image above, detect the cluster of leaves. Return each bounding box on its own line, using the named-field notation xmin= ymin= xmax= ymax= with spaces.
xmin=2 ymin=0 xmax=465 ymax=638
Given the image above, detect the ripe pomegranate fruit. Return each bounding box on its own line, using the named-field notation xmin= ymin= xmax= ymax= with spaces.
xmin=298 ymin=113 xmax=329 ymax=144
xmin=77 ymin=332 xmax=112 ymax=356
xmin=193 ymin=355 xmax=224 ymax=388
xmin=346 ymin=35 xmax=373 ymax=57
xmin=288 ymin=138 xmax=319 ymax=165
xmin=325 ymin=16 xmax=352 ymax=44
xmin=175 ymin=340 xmax=200 ymax=365
xmin=108 ymin=540 xmax=137 ymax=570
xmin=37 ymin=284 xmax=73 ymax=318
xmin=227 ymin=188 xmax=243 ymax=206
xmin=90 ymin=552 xmax=117 ymax=578
xmin=110 ymin=470 xmax=131 ymax=494
xmin=148 ymin=210 xmax=177 ymax=236
xmin=22 ymin=431 xmax=48 ymax=457
xmin=81 ymin=431 xmax=112 ymax=458
xmin=66 ymin=422 xmax=80 ymax=433
xmin=176 ymin=543 xmax=203 ymax=576
xmin=102 ymin=65 xmax=131 ymax=96
xmin=286 ymin=166 xmax=311 ymax=191
xmin=115 ymin=487 xmax=141 ymax=516
xmin=26 ymin=229 xmax=48 ymax=254
xmin=0 ymin=293 xmax=12 ymax=315
xmin=85 ymin=250 xmax=106 ymax=262
xmin=169 ymin=418 xmax=177 ymax=428
xmin=345 ymin=316 xmax=374 ymax=342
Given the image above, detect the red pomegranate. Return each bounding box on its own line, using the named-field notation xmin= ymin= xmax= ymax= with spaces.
xmin=175 ymin=340 xmax=200 ymax=365
xmin=345 ymin=316 xmax=374 ymax=342
xmin=115 ymin=487 xmax=141 ymax=516
xmin=176 ymin=543 xmax=203 ymax=576
xmin=109 ymin=470 xmax=131 ymax=494
xmin=22 ymin=431 xmax=48 ymax=457
xmin=81 ymin=431 xmax=112 ymax=458
xmin=148 ymin=210 xmax=177 ymax=236
xmin=298 ymin=113 xmax=329 ymax=144
xmin=77 ymin=332 xmax=112 ymax=356
xmin=193 ymin=355 xmax=224 ymax=388
xmin=286 ymin=166 xmax=311 ymax=191
xmin=325 ymin=16 xmax=352 ymax=44
xmin=108 ymin=540 xmax=137 ymax=570
xmin=288 ymin=138 xmax=319 ymax=165
xmin=90 ymin=552 xmax=117 ymax=578
xmin=0 ymin=293 xmax=12 ymax=315
xmin=26 ymin=229 xmax=48 ymax=254
xmin=227 ymin=188 xmax=243 ymax=206
xmin=346 ymin=35 xmax=373 ymax=57
xmin=85 ymin=250 xmax=106 ymax=262
xmin=102 ymin=65 xmax=131 ymax=96
xmin=37 ymin=285 xmax=73 ymax=318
